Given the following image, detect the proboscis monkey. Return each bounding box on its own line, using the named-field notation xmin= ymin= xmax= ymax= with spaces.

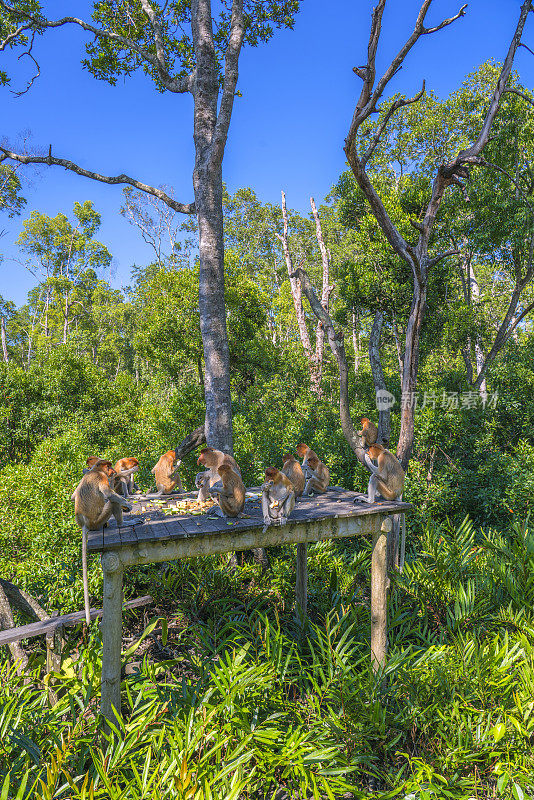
xmin=71 ymin=460 xmax=132 ymax=624
xmin=358 ymin=417 xmax=378 ymax=448
xmin=84 ymin=456 xmax=138 ymax=496
xmin=208 ymin=463 xmax=246 ymax=517
xmin=261 ymin=467 xmax=296 ymax=531
xmin=151 ymin=450 xmax=184 ymax=495
xmin=195 ymin=447 xmax=241 ymax=503
xmin=281 ymin=453 xmax=305 ymax=498
xmin=365 ymin=444 xmax=404 ymax=502
xmin=113 ymin=457 xmax=140 ymax=498
xmin=302 ymin=453 xmax=330 ymax=495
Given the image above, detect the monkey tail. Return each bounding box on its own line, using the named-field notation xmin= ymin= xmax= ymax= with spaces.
xmin=82 ymin=526 xmax=91 ymax=625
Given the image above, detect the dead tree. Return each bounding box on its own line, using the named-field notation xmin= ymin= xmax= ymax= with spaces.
xmin=291 ymin=267 xmax=367 ymax=468
xmin=276 ymin=191 xmax=314 ymax=366
xmin=310 ymin=197 xmax=334 ymax=395
xmin=344 ymin=0 xmax=532 ymax=468
xmin=1 ymin=317 xmax=8 ymax=363
xmin=276 ymin=192 xmax=335 ymax=394
xmin=0 ymin=578 xmax=50 ymax=674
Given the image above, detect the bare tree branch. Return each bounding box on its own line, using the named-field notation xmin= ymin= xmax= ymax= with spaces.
xmin=0 ymin=147 xmax=195 ymax=214
xmin=361 ymin=81 xmax=426 ymax=168
xmin=476 ymin=157 xmax=534 ymax=213
xmin=422 ymin=3 xmax=467 ymax=34
xmin=277 ymin=191 xmax=313 ymax=360
xmin=427 ymin=248 xmax=460 ymax=267
xmin=504 ymin=87 xmax=534 ymax=107
xmin=291 ymin=266 xmax=368 ymax=468
xmin=519 ymin=41 xmax=534 ymax=57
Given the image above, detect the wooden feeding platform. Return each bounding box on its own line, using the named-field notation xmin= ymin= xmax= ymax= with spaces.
xmin=88 ymin=487 xmax=411 ymax=726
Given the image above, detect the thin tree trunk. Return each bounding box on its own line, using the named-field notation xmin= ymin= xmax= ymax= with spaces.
xmin=63 ymin=290 xmax=69 ymax=344
xmin=0 ymin=578 xmax=49 ymax=621
xmin=397 ymin=271 xmax=427 ymax=470
xmin=44 ymin=285 xmax=50 ymax=339
xmin=467 ymin=260 xmax=488 ymax=402
xmin=277 ymin=191 xmax=313 ymax=364
xmin=351 ymin=308 xmax=361 ymax=374
xmin=369 ymin=310 xmax=391 ymax=445
xmin=392 ymin=313 xmax=403 ymax=378
xmin=310 ymin=196 xmax=334 ymax=395
xmin=1 ymin=317 xmax=8 ymax=363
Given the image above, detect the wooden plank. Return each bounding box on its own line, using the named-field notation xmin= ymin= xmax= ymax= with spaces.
xmin=0 ymin=596 xmax=153 ymax=646
xmin=86 ymin=487 xmax=412 ymax=554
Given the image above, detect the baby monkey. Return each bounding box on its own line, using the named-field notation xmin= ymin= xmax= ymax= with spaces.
xmin=72 ymin=460 xmax=132 ymax=624
xmin=358 ymin=417 xmax=378 ymax=448
xmin=261 ymin=467 xmax=296 ymax=532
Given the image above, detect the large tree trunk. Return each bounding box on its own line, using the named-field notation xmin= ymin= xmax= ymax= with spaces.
xmin=193 ymin=169 xmax=232 ymax=451
xmin=192 ymin=0 xmax=233 ymax=453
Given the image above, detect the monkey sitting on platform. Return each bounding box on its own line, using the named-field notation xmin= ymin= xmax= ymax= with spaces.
xmin=151 ymin=450 xmax=184 ymax=495
xmin=365 ymin=444 xmax=404 ymax=503
xmin=72 ymin=460 xmax=132 ymax=625
xmin=195 ymin=447 xmax=241 ymax=503
xmin=261 ymin=467 xmax=296 ymax=531
xmin=281 ymin=453 xmax=305 ymax=498
xmin=208 ymin=463 xmax=246 ymax=517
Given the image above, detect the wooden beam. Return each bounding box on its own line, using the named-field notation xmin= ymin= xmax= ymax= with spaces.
xmin=0 ymin=596 xmax=152 ymax=646
xmin=101 ymin=514 xmax=390 ymax=567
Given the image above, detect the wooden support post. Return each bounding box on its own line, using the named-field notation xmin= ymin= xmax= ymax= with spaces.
xmin=295 ymin=543 xmax=308 ymax=625
xmin=371 ymin=516 xmax=391 ymax=672
xmin=100 ymin=551 xmax=123 ymax=728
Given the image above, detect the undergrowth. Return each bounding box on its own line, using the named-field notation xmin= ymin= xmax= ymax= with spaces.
xmin=1 ymin=518 xmax=534 ymax=798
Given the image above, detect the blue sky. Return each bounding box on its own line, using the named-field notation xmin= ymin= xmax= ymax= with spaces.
xmin=1 ymin=0 xmax=532 ymax=306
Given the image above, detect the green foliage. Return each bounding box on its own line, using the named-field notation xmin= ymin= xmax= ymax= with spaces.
xmin=84 ymin=0 xmax=301 ymax=90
